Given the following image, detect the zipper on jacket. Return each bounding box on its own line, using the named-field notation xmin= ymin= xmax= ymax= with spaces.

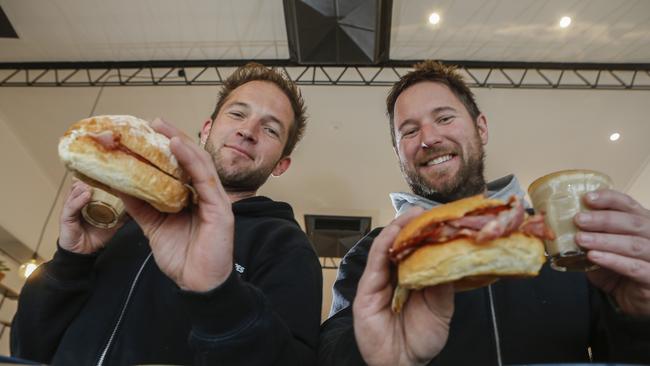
xmin=96 ymin=252 xmax=153 ymax=366
xmin=487 ymin=285 xmax=503 ymax=366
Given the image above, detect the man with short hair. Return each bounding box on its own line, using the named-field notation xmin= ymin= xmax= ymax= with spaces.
xmin=12 ymin=63 xmax=322 ymax=365
xmin=319 ymin=61 xmax=650 ymax=365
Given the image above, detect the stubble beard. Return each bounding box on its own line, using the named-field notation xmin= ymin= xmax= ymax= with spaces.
xmin=401 ymin=133 xmax=487 ymax=203
xmin=205 ymin=140 xmax=274 ymax=192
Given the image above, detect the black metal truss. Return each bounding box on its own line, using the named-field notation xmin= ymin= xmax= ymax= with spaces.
xmin=1 ymin=60 xmax=650 ymax=90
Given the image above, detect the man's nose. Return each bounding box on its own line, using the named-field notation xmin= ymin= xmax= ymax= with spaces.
xmin=236 ymin=118 xmax=259 ymax=142
xmin=420 ymin=123 xmax=442 ymax=149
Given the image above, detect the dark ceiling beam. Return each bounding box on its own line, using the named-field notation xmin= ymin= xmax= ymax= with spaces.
xmin=1 ymin=61 xmax=649 ymax=90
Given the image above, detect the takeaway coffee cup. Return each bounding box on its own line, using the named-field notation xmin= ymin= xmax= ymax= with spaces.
xmin=528 ymin=169 xmax=613 ymax=272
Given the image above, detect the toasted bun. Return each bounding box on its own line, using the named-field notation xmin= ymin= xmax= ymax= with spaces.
xmin=58 ymin=115 xmax=189 ymax=212
xmin=392 ymin=195 xmax=506 ymax=254
xmin=397 ymin=232 xmax=546 ymax=291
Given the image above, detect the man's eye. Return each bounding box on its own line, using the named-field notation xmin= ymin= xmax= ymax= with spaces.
xmin=264 ymin=127 xmax=279 ymax=137
xmin=402 ymin=128 xmax=417 ymax=137
xmin=438 ymin=116 xmax=454 ymax=124
xmin=229 ymin=111 xmax=244 ymax=119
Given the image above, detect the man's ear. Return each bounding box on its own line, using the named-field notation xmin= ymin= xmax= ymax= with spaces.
xmin=476 ymin=114 xmax=489 ymax=145
xmin=272 ymin=156 xmax=292 ymax=177
xmin=200 ymin=120 xmax=213 ymax=147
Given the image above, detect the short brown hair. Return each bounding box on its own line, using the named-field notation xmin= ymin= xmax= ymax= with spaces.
xmin=386 ymin=60 xmax=481 ymax=148
xmin=210 ymin=62 xmax=307 ymax=157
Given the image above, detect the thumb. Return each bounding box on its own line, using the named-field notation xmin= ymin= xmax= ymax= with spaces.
xmin=117 ymin=193 xmax=162 ymax=236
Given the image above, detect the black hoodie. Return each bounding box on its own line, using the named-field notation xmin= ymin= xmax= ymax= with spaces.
xmin=12 ymin=196 xmax=322 ymax=365
xmin=319 ymin=230 xmax=650 ymax=366
xmin=319 ymin=176 xmax=650 ymax=365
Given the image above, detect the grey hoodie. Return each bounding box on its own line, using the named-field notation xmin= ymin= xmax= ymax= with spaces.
xmin=389 ymin=174 xmax=530 ymax=217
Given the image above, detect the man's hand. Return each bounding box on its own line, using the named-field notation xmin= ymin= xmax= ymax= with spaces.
xmin=574 ymin=189 xmax=650 ymax=316
xmin=353 ymin=207 xmax=454 ymax=366
xmin=119 ymin=118 xmax=235 ymax=293
xmin=59 ymin=179 xmax=124 ymax=254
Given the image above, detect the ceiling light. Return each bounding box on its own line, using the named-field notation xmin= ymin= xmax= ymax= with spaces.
xmin=19 ymin=259 xmax=39 ymax=279
xmin=428 ymin=12 xmax=441 ymax=25
xmin=559 ymin=16 xmax=572 ymax=28
xmin=609 ymin=132 xmax=620 ymax=141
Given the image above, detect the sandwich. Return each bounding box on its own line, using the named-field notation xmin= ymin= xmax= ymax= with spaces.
xmin=389 ymin=194 xmax=554 ymax=312
xmin=58 ymin=115 xmax=190 ymax=213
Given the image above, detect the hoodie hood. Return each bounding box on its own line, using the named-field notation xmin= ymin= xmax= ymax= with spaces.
xmin=389 ymin=174 xmax=530 ymax=217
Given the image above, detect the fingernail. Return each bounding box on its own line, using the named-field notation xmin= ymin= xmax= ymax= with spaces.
xmin=576 ymin=213 xmax=591 ymax=224
xmin=586 ymin=192 xmax=598 ymax=201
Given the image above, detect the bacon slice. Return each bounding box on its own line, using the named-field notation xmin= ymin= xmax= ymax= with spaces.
xmin=476 ymin=196 xmax=524 ymax=242
xmin=89 ymin=131 xmax=120 ymax=150
xmin=521 ymin=214 xmax=555 ymax=240
xmin=448 ymin=215 xmax=496 ymax=230
xmin=389 ymin=196 xmax=555 ymax=262
xmin=88 ymin=130 xmax=178 ymax=180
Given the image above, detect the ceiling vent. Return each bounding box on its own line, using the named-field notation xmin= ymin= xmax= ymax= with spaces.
xmin=283 ymin=0 xmax=393 ymax=65
xmin=305 ymin=215 xmax=372 ymax=257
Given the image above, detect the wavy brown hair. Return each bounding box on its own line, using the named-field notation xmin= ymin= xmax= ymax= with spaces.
xmin=210 ymin=63 xmax=307 ymax=157
xmin=386 ymin=60 xmax=481 ymax=148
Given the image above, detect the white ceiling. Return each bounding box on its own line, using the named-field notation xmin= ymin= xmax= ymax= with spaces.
xmin=391 ymin=0 xmax=650 ymax=62
xmin=0 ymin=0 xmax=290 ymax=61
xmin=1 ymin=0 xmax=649 ymax=63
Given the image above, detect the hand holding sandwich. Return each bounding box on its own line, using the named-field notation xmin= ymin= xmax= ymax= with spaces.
xmin=353 ymin=195 xmax=554 ymax=365
xmin=58 ymin=179 xmax=125 ymax=254
xmin=120 ymin=118 xmax=235 ymax=293
xmin=574 ymin=189 xmax=650 ymax=316
xmin=353 ymin=207 xmax=454 ymax=366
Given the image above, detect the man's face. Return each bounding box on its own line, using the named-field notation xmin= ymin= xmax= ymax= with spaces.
xmin=393 ymin=81 xmax=489 ymax=202
xmin=203 ymin=80 xmax=293 ymax=192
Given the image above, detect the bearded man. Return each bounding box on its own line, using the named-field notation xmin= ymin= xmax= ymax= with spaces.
xmin=319 ymin=61 xmax=650 ymax=366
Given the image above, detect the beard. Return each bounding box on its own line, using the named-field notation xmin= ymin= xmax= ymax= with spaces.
xmin=205 ymin=140 xmax=275 ymax=192
xmin=400 ymin=131 xmax=486 ymax=203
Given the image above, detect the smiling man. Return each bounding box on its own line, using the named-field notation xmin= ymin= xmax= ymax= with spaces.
xmin=12 ymin=63 xmax=322 ymax=365
xmin=319 ymin=61 xmax=650 ymax=365
xmin=393 ymin=80 xmax=487 ymax=204
xmin=206 ymin=79 xmax=294 ymax=194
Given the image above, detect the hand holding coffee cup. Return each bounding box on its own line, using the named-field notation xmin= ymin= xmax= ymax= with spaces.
xmin=573 ymin=188 xmax=650 ymax=317
xmin=528 ymin=170 xmax=613 ymax=271
xmin=59 ymin=179 xmax=126 ymax=255
xmin=530 ymin=169 xmax=650 ymax=317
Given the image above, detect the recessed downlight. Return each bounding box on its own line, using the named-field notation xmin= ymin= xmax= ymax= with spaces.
xmin=559 ymin=16 xmax=572 ymax=28
xmin=609 ymin=133 xmax=620 ymax=141
xmin=428 ymin=12 xmax=441 ymax=25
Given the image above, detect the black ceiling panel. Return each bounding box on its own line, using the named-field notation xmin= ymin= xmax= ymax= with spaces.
xmin=284 ymin=0 xmax=392 ymax=65
xmin=0 ymin=6 xmax=18 ymax=38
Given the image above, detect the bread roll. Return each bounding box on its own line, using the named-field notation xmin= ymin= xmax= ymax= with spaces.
xmin=58 ymin=115 xmax=189 ymax=213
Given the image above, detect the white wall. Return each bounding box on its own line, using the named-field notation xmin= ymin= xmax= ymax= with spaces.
xmin=626 ymin=156 xmax=650 ymax=208
xmin=0 ymin=115 xmax=58 ymax=260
